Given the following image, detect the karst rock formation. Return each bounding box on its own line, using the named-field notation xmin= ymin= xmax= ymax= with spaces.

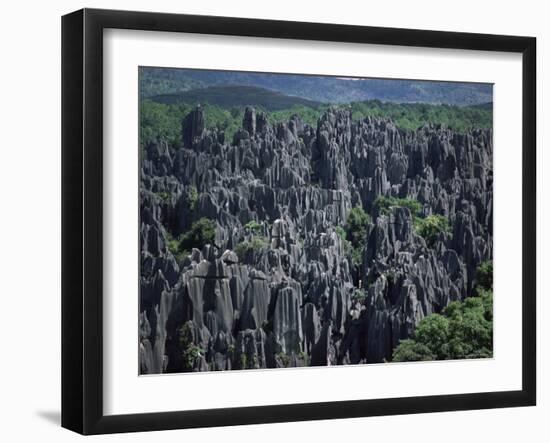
xmin=139 ymin=105 xmax=492 ymax=373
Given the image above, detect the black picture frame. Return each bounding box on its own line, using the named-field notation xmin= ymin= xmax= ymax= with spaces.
xmin=61 ymin=8 xmax=536 ymax=435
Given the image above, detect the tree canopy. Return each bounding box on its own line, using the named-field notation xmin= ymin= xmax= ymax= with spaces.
xmin=140 ymin=99 xmax=493 ymax=151
xmin=167 ymin=218 xmax=217 ymax=261
xmin=342 ymin=206 xmax=371 ymax=266
xmin=392 ymin=261 xmax=493 ymax=362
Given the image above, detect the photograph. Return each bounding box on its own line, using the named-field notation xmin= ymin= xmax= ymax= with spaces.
xmin=138 ymin=67 xmax=494 ymax=374
xmin=0 ymin=0 xmax=543 ymax=440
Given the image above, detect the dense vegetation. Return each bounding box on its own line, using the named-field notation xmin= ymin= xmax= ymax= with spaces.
xmin=475 ymin=260 xmax=493 ymax=292
xmin=140 ymin=95 xmax=493 ymax=149
xmin=349 ymin=100 xmax=492 ymax=133
xmin=234 ymin=238 xmax=268 ymax=262
xmin=339 ymin=207 xmax=371 ymax=266
xmin=372 ymin=196 xmax=450 ymax=247
xmin=392 ymin=261 xmax=493 ymax=362
xmin=415 ymin=215 xmax=451 ymax=247
xmin=140 ymin=100 xmax=243 ymax=147
xmin=373 ymin=196 xmax=422 ymax=216
xmin=167 ymin=217 xmax=216 ymax=261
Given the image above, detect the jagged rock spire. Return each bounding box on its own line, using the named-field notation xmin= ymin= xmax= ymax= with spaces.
xmin=181 ymin=105 xmax=205 ymax=149
xmin=140 ymin=105 xmax=493 ymax=373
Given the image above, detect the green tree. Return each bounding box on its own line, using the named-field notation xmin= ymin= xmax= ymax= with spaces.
xmin=391 ymin=340 xmax=435 ymax=362
xmin=392 ymin=291 xmax=493 ymax=362
xmin=414 ymin=214 xmax=450 ymax=247
xmin=475 ymin=260 xmax=493 ymax=291
xmin=187 ymin=186 xmax=199 ymax=211
xmin=181 ymin=344 xmax=203 ymax=370
xmin=175 ymin=218 xmax=216 ymax=255
xmin=413 ymin=314 xmax=450 ymax=359
xmin=373 ymin=196 xmax=422 ymax=216
xmin=139 ymin=98 xmax=492 ymax=152
xmin=350 ymin=100 xmax=492 ymax=132
xmin=342 ymin=206 xmax=371 ymax=266
xmin=244 ymin=220 xmax=262 ymax=234
xmin=176 ymin=321 xmax=205 ymax=371
xmin=444 ymin=295 xmax=493 ymax=359
xmin=351 ymin=289 xmax=368 ymax=304
xmin=372 ymin=197 xmax=449 ymax=248
xmin=269 ymin=105 xmax=322 ymax=127
xmin=140 ymin=100 xmax=192 ymax=147
xmin=234 ymin=237 xmax=267 ymax=261
xmin=335 ymin=225 xmax=346 ymax=240
xmin=346 ymin=206 xmax=371 ymax=244
xmin=155 ymin=191 xmax=171 ymax=203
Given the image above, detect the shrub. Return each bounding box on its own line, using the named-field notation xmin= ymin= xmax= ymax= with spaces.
xmin=173 ymin=218 xmax=216 ymax=255
xmin=276 ymin=352 xmax=291 ymax=368
xmin=240 ymin=353 xmax=248 ymax=369
xmin=234 ymin=237 xmax=267 ymax=261
xmin=177 ymin=322 xmax=205 ymax=370
xmin=167 ymin=238 xmax=183 ymax=260
xmin=391 ymin=340 xmax=435 ymax=362
xmin=335 ymin=225 xmax=353 ymax=258
xmin=182 ymin=344 xmax=203 ymax=370
xmin=443 ymin=294 xmax=493 ymax=359
xmin=165 ymin=230 xmax=186 ymax=262
xmin=385 ymin=269 xmax=398 ymax=284
xmin=343 ymin=206 xmax=371 ymax=267
xmin=351 ymin=289 xmax=368 ymax=304
xmin=372 ymin=196 xmax=449 ymax=249
xmin=392 ymin=291 xmax=493 ymax=362
xmin=414 ymin=214 xmax=450 ymax=247
xmin=244 ymin=220 xmax=262 ymax=234
xmin=298 ymin=351 xmax=309 ymax=365
xmin=187 ymin=186 xmax=198 ymax=211
xmin=475 ymin=260 xmax=493 ymax=291
xmin=350 ymin=248 xmax=363 ymax=267
xmin=413 ymin=314 xmax=450 ymax=359
xmin=335 ymin=226 xmax=346 ymax=240
xmin=373 ymin=196 xmax=422 ymax=216
xmin=155 ymin=191 xmax=171 ymax=203
xmin=346 ymin=207 xmax=371 ymax=244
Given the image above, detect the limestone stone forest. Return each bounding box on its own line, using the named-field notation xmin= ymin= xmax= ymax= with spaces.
xmin=139 ymin=72 xmax=493 ymax=374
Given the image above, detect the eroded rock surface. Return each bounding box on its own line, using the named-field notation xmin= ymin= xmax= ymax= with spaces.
xmin=139 ymin=106 xmax=492 ymax=373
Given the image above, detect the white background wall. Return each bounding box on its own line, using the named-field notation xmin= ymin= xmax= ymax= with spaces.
xmin=0 ymin=0 xmax=546 ymax=441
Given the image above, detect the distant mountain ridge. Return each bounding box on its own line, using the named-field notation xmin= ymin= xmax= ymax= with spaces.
xmin=150 ymin=85 xmax=321 ymax=111
xmin=140 ymin=67 xmax=493 ymax=106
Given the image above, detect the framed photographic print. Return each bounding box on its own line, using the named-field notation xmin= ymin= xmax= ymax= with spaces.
xmin=61 ymin=8 xmax=536 ymax=435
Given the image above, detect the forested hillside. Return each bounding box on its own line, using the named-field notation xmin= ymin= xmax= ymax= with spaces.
xmin=141 ymin=88 xmax=492 ymax=147
xmin=139 ymin=66 xmax=493 ymax=105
